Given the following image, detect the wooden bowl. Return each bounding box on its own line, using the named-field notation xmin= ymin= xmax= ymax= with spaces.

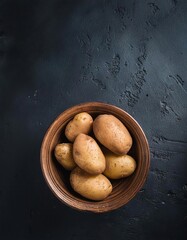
xmin=40 ymin=102 xmax=150 ymax=213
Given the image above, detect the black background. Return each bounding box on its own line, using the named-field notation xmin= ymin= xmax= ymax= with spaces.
xmin=0 ymin=0 xmax=187 ymax=239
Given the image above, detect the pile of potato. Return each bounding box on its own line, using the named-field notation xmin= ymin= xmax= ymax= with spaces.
xmin=54 ymin=112 xmax=136 ymax=201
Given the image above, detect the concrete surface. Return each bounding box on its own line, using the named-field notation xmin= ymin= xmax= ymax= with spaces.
xmin=0 ymin=0 xmax=187 ymax=239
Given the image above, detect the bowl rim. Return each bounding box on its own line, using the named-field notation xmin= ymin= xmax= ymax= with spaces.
xmin=40 ymin=101 xmax=150 ymax=213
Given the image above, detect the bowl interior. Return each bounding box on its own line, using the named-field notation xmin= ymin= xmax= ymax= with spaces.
xmin=41 ymin=102 xmax=150 ymax=212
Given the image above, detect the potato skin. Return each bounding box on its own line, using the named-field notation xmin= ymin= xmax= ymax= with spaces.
xmin=54 ymin=143 xmax=76 ymax=170
xmin=93 ymin=114 xmax=132 ymax=155
xmin=103 ymin=150 xmax=136 ymax=179
xmin=70 ymin=167 xmax=112 ymax=201
xmin=73 ymin=133 xmax=106 ymax=174
xmin=65 ymin=112 xmax=93 ymax=142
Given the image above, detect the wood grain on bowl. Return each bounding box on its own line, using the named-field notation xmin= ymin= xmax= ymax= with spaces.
xmin=40 ymin=102 xmax=150 ymax=213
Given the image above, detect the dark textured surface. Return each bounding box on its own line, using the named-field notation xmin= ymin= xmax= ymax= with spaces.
xmin=0 ymin=0 xmax=187 ymax=239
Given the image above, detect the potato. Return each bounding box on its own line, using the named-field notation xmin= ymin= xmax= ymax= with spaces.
xmin=73 ymin=133 xmax=106 ymax=174
xmin=103 ymin=149 xmax=136 ymax=179
xmin=70 ymin=167 xmax=112 ymax=201
xmin=54 ymin=143 xmax=76 ymax=170
xmin=65 ymin=112 xmax=93 ymax=142
xmin=93 ymin=114 xmax=132 ymax=155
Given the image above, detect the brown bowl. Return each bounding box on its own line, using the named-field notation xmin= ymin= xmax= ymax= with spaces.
xmin=40 ymin=102 xmax=150 ymax=213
